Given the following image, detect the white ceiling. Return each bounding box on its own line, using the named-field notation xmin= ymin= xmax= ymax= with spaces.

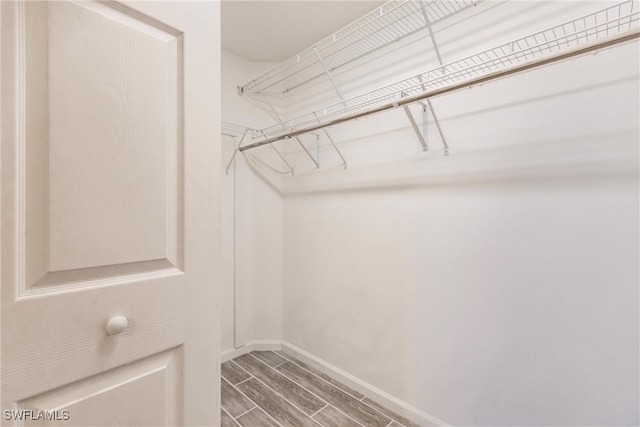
xmin=222 ymin=1 xmax=385 ymax=62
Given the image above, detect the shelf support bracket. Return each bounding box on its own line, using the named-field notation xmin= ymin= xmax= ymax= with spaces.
xmin=313 ymin=112 xmax=348 ymax=169
xmin=225 ymin=131 xmax=248 ymax=175
xmin=419 ymin=102 xmax=428 ymax=146
xmin=419 ymin=0 xmax=445 ymax=67
xmin=294 ymin=135 xmax=320 ymax=168
xmin=402 ymin=104 xmax=428 ymax=151
xmin=270 ymin=144 xmax=295 ymax=175
xmin=426 ymin=98 xmax=449 ymax=156
xmin=417 ymin=75 xmax=449 ymax=155
xmin=417 ymin=3 xmax=450 ymax=155
xmin=314 ymin=47 xmax=345 ymax=101
xmin=259 ymin=130 xmax=295 ymax=175
xmin=309 ymin=46 xmax=351 ymax=170
xmin=254 ymin=82 xmax=320 ymax=168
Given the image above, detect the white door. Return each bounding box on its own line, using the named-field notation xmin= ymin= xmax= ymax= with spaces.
xmin=1 ymin=1 xmax=221 ymax=426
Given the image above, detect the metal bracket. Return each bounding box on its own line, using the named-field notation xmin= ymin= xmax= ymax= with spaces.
xmin=255 ymin=48 xmax=346 ymax=172
xmin=417 ymin=5 xmax=451 ymax=156
xmin=419 ymin=0 xmax=445 ymax=68
xmin=426 ymin=98 xmax=449 ymax=156
xmin=225 ymin=131 xmax=248 ymax=175
xmin=400 ymin=92 xmax=427 ymax=152
xmin=312 ymin=112 xmax=347 ymax=169
xmin=295 ymin=135 xmax=320 ymax=168
xmin=416 ymin=76 xmax=449 ymax=156
xmin=270 ymin=145 xmax=295 ymax=175
xmin=259 ymin=130 xmax=295 ymax=175
xmin=254 ymin=81 xmax=320 ymax=168
xmin=419 ymin=101 xmax=428 ymax=145
xmin=314 ymin=47 xmax=345 ymax=101
xmin=323 ymin=129 xmax=348 ymax=170
xmin=402 ymin=104 xmax=428 ymax=151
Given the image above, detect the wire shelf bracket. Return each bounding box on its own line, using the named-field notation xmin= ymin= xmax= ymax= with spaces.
xmin=260 ymin=130 xmax=295 ymax=175
xmin=312 ymin=46 xmax=349 ymax=168
xmin=314 ymin=46 xmax=346 ymax=101
xmin=222 ymin=122 xmax=254 ymax=174
xmin=418 ymin=4 xmax=450 ymax=155
xmin=417 ymin=74 xmax=450 ymax=155
xmin=256 ymin=84 xmax=320 ymax=169
xmin=226 ymin=132 xmax=248 ymax=175
xmin=313 ymin=112 xmax=348 ymax=169
xmin=399 ymin=91 xmax=428 ymax=151
xmin=419 ymin=0 xmax=445 ymax=66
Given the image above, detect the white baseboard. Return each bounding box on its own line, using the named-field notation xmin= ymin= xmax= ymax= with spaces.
xmin=221 ymin=340 xmax=282 ymax=362
xmin=252 ymin=340 xmax=283 ymax=351
xmin=281 ymin=341 xmax=449 ymax=427
xmin=222 ymin=340 xmax=449 ymax=426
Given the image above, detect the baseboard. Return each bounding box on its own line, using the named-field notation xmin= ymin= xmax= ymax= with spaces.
xmin=252 ymin=340 xmax=283 ymax=351
xmin=221 ymin=340 xmax=282 ymax=362
xmin=280 ymin=341 xmax=450 ymax=427
xmin=221 ymin=339 xmax=448 ymax=426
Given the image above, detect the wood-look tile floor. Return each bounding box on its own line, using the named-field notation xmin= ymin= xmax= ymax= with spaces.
xmin=221 ymin=351 xmax=421 ymax=427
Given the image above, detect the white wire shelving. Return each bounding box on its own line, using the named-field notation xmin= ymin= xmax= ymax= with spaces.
xmin=239 ymin=0 xmax=480 ymax=96
xmin=246 ymin=0 xmax=639 ymax=146
xmin=222 ymin=122 xmax=253 ymax=174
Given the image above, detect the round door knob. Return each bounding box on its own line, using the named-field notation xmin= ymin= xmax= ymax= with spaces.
xmin=106 ymin=316 xmax=128 ymax=336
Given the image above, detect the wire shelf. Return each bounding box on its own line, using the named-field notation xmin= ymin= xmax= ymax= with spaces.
xmin=257 ymin=1 xmax=639 ymax=140
xmin=240 ymin=0 xmax=480 ymax=96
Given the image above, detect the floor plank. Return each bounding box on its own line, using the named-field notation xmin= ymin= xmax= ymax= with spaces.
xmin=251 ymin=350 xmax=288 ymax=367
xmin=312 ymin=405 xmax=362 ymax=427
xmin=221 ymin=407 xmax=240 ymax=427
xmin=221 ymin=377 xmax=255 ymax=418
xmin=388 ymin=422 xmax=404 ymax=427
xmin=235 ymin=353 xmax=326 ymax=415
xmin=362 ymin=398 xmax=421 ymax=427
xmin=288 ymin=357 xmax=365 ymax=400
xmin=222 ymin=360 xmax=252 ymax=385
xmin=277 ymin=362 xmax=390 ymax=427
xmin=236 ymin=407 xmax=281 ymax=427
xmin=237 ymin=378 xmax=319 ymax=427
xmin=274 ymin=351 xmax=291 ymax=362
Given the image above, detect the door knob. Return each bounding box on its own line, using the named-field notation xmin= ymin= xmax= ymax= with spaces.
xmin=106 ymin=316 xmax=128 ymax=335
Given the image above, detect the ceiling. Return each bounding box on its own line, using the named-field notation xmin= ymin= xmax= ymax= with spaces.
xmin=222 ymin=1 xmax=385 ymax=62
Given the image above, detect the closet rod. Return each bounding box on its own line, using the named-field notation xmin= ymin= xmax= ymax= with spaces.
xmin=240 ymin=29 xmax=639 ymax=153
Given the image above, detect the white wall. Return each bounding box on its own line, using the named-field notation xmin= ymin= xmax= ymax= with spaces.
xmin=225 ymin=1 xmax=639 ymax=425
xmin=278 ymin=2 xmax=638 ymax=426
xmin=221 ymin=51 xmax=284 ymax=353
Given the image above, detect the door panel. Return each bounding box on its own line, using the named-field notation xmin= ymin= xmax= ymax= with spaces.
xmin=1 ymin=1 xmax=220 ymax=425
xmin=20 ymin=348 xmax=182 ymax=427
xmin=21 ymin=0 xmax=183 ymax=293
xmin=46 ymin=0 xmax=180 ymax=274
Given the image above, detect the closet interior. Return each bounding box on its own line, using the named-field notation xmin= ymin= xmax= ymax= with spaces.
xmin=220 ymin=0 xmax=639 ymax=426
